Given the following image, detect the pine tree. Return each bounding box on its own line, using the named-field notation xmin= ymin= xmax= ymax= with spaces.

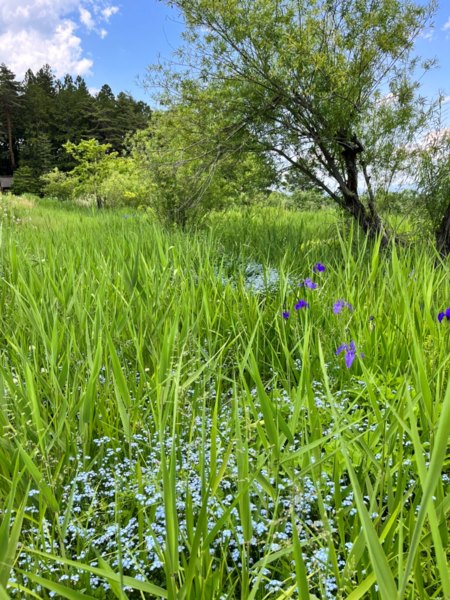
xmin=114 ymin=92 xmax=151 ymax=150
xmin=21 ymin=65 xmax=57 ymax=178
xmin=0 ymin=64 xmax=22 ymax=171
xmin=92 ymin=84 xmax=119 ymax=149
xmin=22 ymin=65 xmax=57 ymax=140
xmin=0 ymin=62 xmax=151 ymax=180
xmin=12 ymin=165 xmax=41 ymax=195
xmin=54 ymin=75 xmax=96 ymax=170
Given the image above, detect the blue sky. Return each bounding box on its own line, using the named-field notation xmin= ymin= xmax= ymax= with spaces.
xmin=0 ymin=0 xmax=449 ymax=108
xmin=75 ymin=2 xmax=185 ymax=100
xmin=415 ymin=3 xmax=450 ymax=105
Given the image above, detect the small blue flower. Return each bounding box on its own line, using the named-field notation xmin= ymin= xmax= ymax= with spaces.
xmin=295 ymin=299 xmax=309 ymax=310
xmin=282 ymin=311 xmax=290 ymax=319
xmin=299 ymin=278 xmax=317 ymax=289
xmin=313 ymin=263 xmax=325 ymax=273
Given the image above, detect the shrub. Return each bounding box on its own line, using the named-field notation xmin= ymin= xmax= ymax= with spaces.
xmin=40 ymin=168 xmax=77 ymax=201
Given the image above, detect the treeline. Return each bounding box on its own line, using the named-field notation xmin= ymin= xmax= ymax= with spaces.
xmin=0 ymin=63 xmax=151 ymax=191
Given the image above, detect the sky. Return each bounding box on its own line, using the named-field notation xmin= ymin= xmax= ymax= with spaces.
xmin=0 ymin=0 xmax=184 ymax=101
xmin=0 ymin=0 xmax=449 ymax=108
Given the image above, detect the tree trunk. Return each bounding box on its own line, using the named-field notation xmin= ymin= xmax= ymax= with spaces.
xmin=436 ymin=201 xmax=450 ymax=256
xmin=342 ymin=189 xmax=385 ymax=238
xmin=340 ymin=138 xmax=389 ymax=245
xmin=3 ymin=102 xmax=15 ymax=171
xmin=361 ymin=160 xmax=389 ymax=245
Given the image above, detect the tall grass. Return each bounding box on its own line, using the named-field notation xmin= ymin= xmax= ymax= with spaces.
xmin=0 ymin=197 xmax=449 ymax=599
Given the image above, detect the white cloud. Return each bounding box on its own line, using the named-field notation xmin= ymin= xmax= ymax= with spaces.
xmin=0 ymin=1 xmax=120 ymax=78
xmin=79 ymin=7 xmax=94 ymax=30
xmin=409 ymin=128 xmax=450 ymax=152
xmin=101 ymin=6 xmax=119 ymax=21
xmin=376 ymin=93 xmax=396 ymax=106
xmin=442 ymin=17 xmax=450 ymax=30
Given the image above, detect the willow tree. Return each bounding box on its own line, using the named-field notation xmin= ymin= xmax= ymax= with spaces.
xmin=145 ymin=0 xmax=437 ymax=240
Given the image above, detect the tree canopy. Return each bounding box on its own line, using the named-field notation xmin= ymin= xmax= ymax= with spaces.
xmin=0 ymin=63 xmax=151 ymax=188
xmin=144 ymin=0 xmax=438 ymax=238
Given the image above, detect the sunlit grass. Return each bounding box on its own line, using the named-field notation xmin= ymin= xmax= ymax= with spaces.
xmin=0 ymin=196 xmax=449 ymax=599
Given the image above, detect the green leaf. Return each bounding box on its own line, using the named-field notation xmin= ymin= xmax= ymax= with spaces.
xmin=16 ymin=572 xmax=97 ymax=600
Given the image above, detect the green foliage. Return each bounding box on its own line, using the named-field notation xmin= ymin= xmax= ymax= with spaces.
xmin=145 ymin=0 xmax=438 ymax=236
xmin=130 ymin=108 xmax=277 ymax=225
xmin=0 ymin=63 xmax=151 ymax=179
xmin=357 ymin=189 xmax=419 ymax=216
xmin=97 ymin=158 xmax=154 ymax=208
xmin=416 ymin=134 xmax=450 ymax=230
xmin=92 ymin=84 xmax=151 ymax=152
xmin=0 ymin=201 xmax=449 ymax=598
xmin=0 ymin=63 xmax=22 ymax=171
xmin=63 ymin=139 xmax=118 ymax=208
xmin=11 ymin=165 xmax=42 ymax=195
xmin=40 ymin=168 xmax=77 ymax=201
xmin=289 ymin=189 xmax=331 ymax=211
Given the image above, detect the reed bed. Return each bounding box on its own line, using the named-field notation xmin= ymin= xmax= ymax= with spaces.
xmin=0 ymin=198 xmax=449 ymax=599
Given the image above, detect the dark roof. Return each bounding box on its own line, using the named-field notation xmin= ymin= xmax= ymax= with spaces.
xmin=0 ymin=177 xmax=13 ymax=188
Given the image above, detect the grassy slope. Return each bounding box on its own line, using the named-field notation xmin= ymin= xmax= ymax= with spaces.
xmin=0 ymin=197 xmax=449 ymax=599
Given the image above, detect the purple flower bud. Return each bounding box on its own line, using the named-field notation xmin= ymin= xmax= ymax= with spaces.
xmin=282 ymin=312 xmax=290 ymax=319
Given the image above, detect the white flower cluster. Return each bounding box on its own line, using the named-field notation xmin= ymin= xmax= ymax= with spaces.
xmin=10 ymin=375 xmax=422 ymax=598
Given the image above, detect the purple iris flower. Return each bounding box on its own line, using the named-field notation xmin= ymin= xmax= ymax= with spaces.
xmin=299 ymin=278 xmax=317 ymax=290
xmin=345 ymin=350 xmax=356 ymax=369
xmin=336 ymin=341 xmax=363 ymax=369
xmin=295 ymin=299 xmax=309 ymax=310
xmin=369 ymin=316 xmax=375 ymax=321
xmin=313 ymin=263 xmax=325 ymax=273
xmin=333 ymin=299 xmax=353 ymax=315
xmin=282 ymin=311 xmax=290 ymax=319
xmin=438 ymin=308 xmax=450 ymax=323
xmin=336 ymin=344 xmax=348 ymax=356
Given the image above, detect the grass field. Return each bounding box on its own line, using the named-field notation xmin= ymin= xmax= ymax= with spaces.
xmin=1 ymin=196 xmax=450 ymax=600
